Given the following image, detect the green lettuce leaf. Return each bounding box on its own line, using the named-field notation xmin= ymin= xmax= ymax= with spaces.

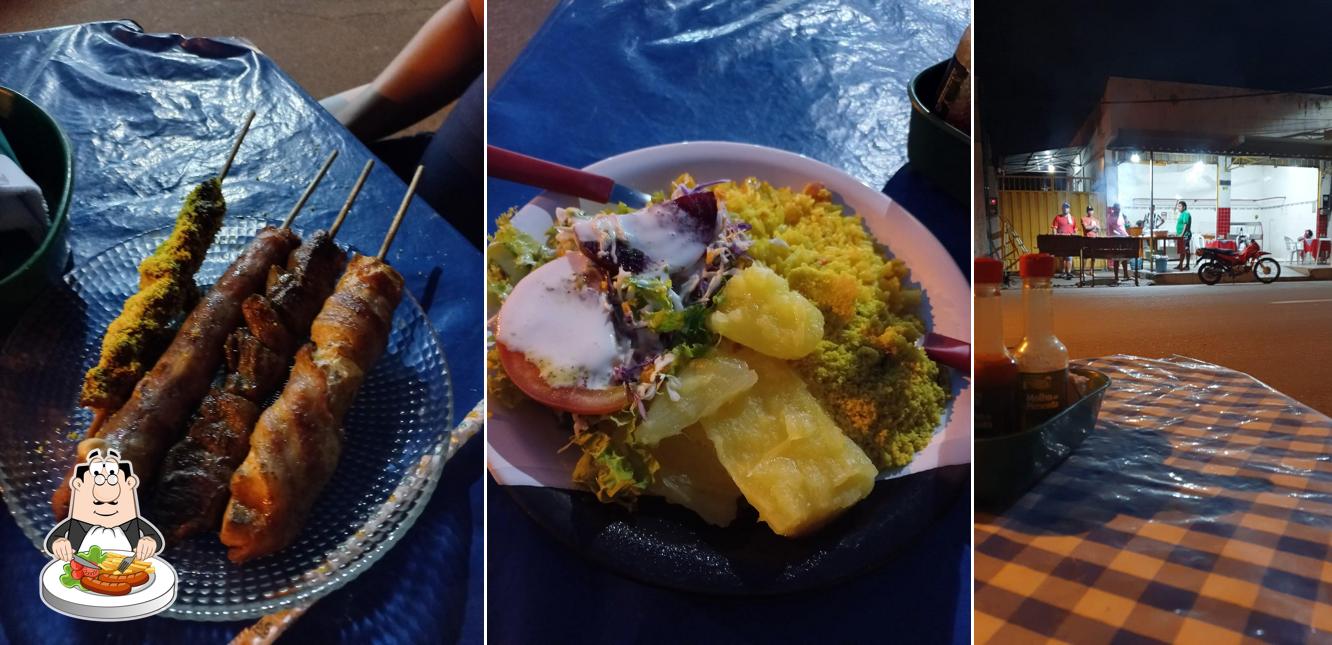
xmin=60 ymin=562 xmax=79 ymax=588
xmin=570 ymin=413 xmax=658 ymax=504
xmin=627 ymin=274 xmax=674 ymax=313
xmin=486 ymin=209 xmax=554 ymax=303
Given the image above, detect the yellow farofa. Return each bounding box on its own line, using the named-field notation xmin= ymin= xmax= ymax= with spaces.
xmin=705 ymin=175 xmax=947 ymax=469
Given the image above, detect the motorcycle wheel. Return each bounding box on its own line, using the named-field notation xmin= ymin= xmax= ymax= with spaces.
xmin=1199 ymin=261 xmax=1224 ymax=285
xmin=1255 ymin=257 xmax=1281 ymax=284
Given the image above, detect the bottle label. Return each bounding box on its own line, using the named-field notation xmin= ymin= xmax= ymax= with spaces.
xmin=1020 ymin=368 xmax=1069 ymax=424
xmin=975 ymin=383 xmax=1019 ymax=438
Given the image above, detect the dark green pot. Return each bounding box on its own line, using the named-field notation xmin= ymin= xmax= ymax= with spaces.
xmin=907 ymin=60 xmax=969 ymax=204
xmin=0 ymin=87 xmax=73 ymax=315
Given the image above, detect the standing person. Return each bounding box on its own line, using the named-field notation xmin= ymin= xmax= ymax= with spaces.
xmin=1051 ymin=202 xmax=1077 ymax=277
xmin=1105 ymin=203 xmax=1131 ymax=281
xmin=1081 ymin=206 xmax=1101 ymax=236
xmin=1175 ymin=200 xmax=1192 ymax=270
xmin=1080 ymin=205 xmax=1101 ymax=276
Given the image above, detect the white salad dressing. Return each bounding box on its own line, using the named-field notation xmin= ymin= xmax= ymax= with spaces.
xmin=619 ymin=203 xmax=707 ymax=272
xmin=573 ymin=201 xmax=711 ymax=273
xmin=497 ymin=254 xmax=625 ymax=389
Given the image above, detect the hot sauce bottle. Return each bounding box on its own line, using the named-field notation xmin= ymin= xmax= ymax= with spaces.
xmin=1014 ymin=253 xmax=1069 ymax=428
xmin=974 ymin=257 xmax=1020 ymax=437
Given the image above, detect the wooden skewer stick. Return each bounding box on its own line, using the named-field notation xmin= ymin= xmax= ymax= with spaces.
xmin=280 ymin=150 xmax=339 ymax=230
xmin=217 ymin=110 xmax=257 ymax=182
xmin=88 ymin=410 xmax=109 ymax=437
xmin=377 ymin=165 xmax=423 ymax=261
xmin=329 ymin=159 xmax=374 ymax=238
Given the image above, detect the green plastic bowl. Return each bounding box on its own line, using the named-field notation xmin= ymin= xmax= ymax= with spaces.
xmin=0 ymin=87 xmax=73 ymax=315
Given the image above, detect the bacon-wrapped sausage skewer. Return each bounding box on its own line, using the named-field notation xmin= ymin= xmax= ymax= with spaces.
xmin=52 ymin=151 xmax=339 ymax=519
xmin=155 ymin=160 xmax=374 ymax=540
xmin=220 ymin=166 xmax=420 ymax=563
xmin=80 ymin=112 xmax=255 ymax=430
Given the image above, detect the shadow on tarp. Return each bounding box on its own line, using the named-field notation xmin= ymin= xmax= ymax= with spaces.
xmin=883 ymin=163 xmax=967 ymax=273
xmin=978 ymin=406 xmax=1277 ymax=539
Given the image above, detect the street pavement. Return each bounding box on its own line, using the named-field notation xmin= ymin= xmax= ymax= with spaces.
xmin=1001 ymin=280 xmax=1332 ymax=415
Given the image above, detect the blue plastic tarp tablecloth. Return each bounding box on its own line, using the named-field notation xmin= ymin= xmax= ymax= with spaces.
xmin=0 ymin=21 xmax=482 ymax=644
xmin=487 ymin=1 xmax=969 ymax=643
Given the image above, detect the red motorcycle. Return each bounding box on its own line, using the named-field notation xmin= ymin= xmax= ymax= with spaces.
xmin=1197 ymin=240 xmax=1280 ymax=285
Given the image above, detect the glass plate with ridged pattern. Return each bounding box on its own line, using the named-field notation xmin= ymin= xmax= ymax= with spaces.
xmin=0 ymin=218 xmax=455 ymax=620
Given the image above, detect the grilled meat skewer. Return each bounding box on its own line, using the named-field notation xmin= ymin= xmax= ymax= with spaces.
xmin=53 ymin=226 xmax=299 ymax=519
xmin=53 ymin=149 xmax=340 ymax=520
xmin=219 ymin=253 xmax=403 ymax=562
xmin=220 ymin=166 xmax=418 ymax=563
xmin=154 ymin=160 xmax=370 ymax=540
xmin=154 ymin=231 xmax=347 ymax=539
xmin=80 ymin=112 xmax=255 ymax=428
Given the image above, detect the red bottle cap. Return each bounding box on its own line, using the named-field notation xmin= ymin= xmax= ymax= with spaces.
xmin=974 ymin=257 xmax=1004 ymax=283
xmin=1020 ymin=253 xmax=1056 ymax=278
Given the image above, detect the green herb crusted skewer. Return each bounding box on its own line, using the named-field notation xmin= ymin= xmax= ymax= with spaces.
xmin=80 ymin=111 xmax=256 ymax=431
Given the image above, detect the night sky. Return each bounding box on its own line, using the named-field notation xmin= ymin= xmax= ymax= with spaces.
xmin=978 ymin=0 xmax=1332 ymax=158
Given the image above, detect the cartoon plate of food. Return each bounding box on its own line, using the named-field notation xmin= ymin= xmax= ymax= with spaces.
xmin=39 ymin=546 xmax=178 ymax=621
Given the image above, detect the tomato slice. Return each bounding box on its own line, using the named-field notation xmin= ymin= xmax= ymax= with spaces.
xmin=497 ymin=342 xmax=629 ymax=415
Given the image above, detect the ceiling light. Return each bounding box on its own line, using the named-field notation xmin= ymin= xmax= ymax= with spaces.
xmin=1131 ymin=153 xmax=1141 ymax=163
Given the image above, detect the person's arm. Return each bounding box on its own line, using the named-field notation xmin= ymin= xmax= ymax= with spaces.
xmin=44 ymin=518 xmax=76 ymax=560
xmin=44 ymin=518 xmax=72 ymax=553
xmin=133 ymin=517 xmax=166 ymax=559
xmin=327 ymin=0 xmax=484 ymax=141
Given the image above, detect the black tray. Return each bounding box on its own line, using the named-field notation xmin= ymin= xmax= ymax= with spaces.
xmin=975 ymin=368 xmax=1111 ymax=511
xmin=505 ymin=463 xmax=968 ymax=595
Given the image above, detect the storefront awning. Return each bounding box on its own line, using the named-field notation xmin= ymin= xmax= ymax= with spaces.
xmin=1106 ymin=129 xmax=1332 ymax=160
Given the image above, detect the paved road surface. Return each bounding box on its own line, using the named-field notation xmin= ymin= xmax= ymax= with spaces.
xmin=1001 ymin=281 xmax=1332 ymax=415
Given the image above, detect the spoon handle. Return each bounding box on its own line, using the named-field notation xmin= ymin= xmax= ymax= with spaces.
xmin=923 ymin=332 xmax=970 ymax=372
xmin=488 ymin=145 xmax=613 ymax=203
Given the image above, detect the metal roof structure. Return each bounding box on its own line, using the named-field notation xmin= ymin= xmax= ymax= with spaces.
xmin=999 ymin=147 xmax=1083 ymax=174
xmin=1104 ymin=129 xmax=1332 ymax=160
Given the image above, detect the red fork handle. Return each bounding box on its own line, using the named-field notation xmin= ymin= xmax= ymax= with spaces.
xmin=488 ymin=145 xmax=614 ymax=203
xmin=923 ymin=332 xmax=970 ymax=372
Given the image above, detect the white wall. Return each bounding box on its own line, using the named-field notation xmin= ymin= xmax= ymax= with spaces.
xmin=1231 ymin=165 xmax=1318 ymax=252
xmin=1115 ymin=161 xmax=1217 ymax=234
xmin=1115 ymin=161 xmax=1317 ymax=253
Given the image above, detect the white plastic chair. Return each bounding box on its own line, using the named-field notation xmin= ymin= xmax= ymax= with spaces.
xmin=1285 ymin=236 xmax=1299 ymax=263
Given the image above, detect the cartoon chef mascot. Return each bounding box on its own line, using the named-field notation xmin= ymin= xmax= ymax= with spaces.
xmin=43 ymin=448 xmax=164 ymax=562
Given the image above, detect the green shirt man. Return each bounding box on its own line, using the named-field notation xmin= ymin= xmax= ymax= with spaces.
xmin=1175 ymin=203 xmax=1192 ymax=237
xmin=1174 ymin=200 xmax=1193 ymax=270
